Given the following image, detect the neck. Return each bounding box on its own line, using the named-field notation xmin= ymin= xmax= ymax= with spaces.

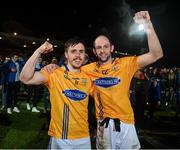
xmin=98 ymin=56 xmax=113 ymax=65
xmin=67 ymin=64 xmax=80 ymax=73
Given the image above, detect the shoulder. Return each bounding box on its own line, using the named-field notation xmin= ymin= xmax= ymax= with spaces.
xmin=117 ymin=55 xmax=137 ymax=61
xmin=41 ymin=67 xmax=64 ymax=77
xmin=81 ymin=62 xmax=97 ymax=71
xmin=53 ymin=67 xmax=64 ymax=73
xmin=115 ymin=56 xmax=138 ymax=64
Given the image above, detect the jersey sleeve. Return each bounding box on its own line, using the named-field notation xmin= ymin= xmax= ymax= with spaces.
xmin=122 ymin=56 xmax=140 ymax=76
xmin=40 ymin=68 xmax=51 ymax=88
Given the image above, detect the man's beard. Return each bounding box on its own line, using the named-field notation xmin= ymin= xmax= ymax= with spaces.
xmin=98 ymin=55 xmax=111 ymax=63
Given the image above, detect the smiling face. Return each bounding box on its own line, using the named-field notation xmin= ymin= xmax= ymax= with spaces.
xmin=65 ymin=43 xmax=85 ymax=71
xmin=93 ymin=35 xmax=114 ymax=65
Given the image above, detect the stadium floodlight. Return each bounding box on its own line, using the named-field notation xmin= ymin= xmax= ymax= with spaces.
xmin=129 ymin=23 xmax=145 ymax=36
xmin=138 ymin=24 xmax=144 ymax=31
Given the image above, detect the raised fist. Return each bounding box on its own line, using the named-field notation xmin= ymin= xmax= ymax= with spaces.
xmin=133 ymin=11 xmax=151 ymax=25
xmin=37 ymin=41 xmax=54 ymax=54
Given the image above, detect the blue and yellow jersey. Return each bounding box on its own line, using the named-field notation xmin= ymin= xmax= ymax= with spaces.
xmin=82 ymin=56 xmax=139 ymax=124
xmin=41 ymin=67 xmax=93 ymax=139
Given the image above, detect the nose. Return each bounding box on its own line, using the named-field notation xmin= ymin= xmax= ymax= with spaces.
xmin=100 ymin=48 xmax=105 ymax=53
xmin=75 ymin=51 xmax=81 ymax=57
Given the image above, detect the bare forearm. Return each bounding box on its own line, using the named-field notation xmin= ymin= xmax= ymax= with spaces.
xmin=146 ymin=22 xmax=163 ymax=60
xmin=20 ymin=41 xmax=53 ymax=84
xmin=135 ymin=11 xmax=164 ymax=68
xmin=20 ymin=50 xmax=41 ymax=83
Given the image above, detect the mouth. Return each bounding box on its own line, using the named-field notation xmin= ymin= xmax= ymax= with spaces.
xmin=99 ymin=54 xmax=107 ymax=58
xmin=73 ymin=58 xmax=82 ymax=63
xmin=99 ymin=52 xmax=106 ymax=57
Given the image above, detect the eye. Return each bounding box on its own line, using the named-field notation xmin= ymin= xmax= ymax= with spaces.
xmin=95 ymin=46 xmax=102 ymax=50
xmin=104 ymin=45 xmax=109 ymax=49
xmin=79 ymin=50 xmax=85 ymax=53
xmin=71 ymin=49 xmax=76 ymax=54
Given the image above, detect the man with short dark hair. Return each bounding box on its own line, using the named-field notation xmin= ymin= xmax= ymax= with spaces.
xmin=82 ymin=11 xmax=163 ymax=149
xmin=20 ymin=37 xmax=94 ymax=149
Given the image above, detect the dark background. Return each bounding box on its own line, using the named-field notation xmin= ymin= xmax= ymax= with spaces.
xmin=0 ymin=0 xmax=179 ymax=67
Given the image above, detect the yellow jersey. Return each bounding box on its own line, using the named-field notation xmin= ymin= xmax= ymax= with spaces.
xmin=82 ymin=56 xmax=139 ymax=124
xmin=41 ymin=67 xmax=93 ymax=139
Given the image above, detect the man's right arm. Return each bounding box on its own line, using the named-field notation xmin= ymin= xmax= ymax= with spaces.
xmin=20 ymin=41 xmax=53 ymax=85
xmin=42 ymin=63 xmax=59 ymax=74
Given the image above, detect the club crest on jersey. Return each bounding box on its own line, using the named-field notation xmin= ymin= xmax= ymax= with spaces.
xmin=82 ymin=78 xmax=88 ymax=85
xmin=112 ymin=66 xmax=119 ymax=71
xmin=102 ymin=69 xmax=109 ymax=75
xmin=63 ymin=89 xmax=87 ymax=101
xmin=93 ymin=77 xmax=120 ymax=88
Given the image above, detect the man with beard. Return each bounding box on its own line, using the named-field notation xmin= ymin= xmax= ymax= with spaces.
xmin=82 ymin=11 xmax=163 ymax=149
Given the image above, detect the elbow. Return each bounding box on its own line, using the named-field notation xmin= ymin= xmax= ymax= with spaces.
xmin=20 ymin=74 xmax=29 ymax=85
xmin=158 ymin=51 xmax=164 ymax=59
xmin=154 ymin=50 xmax=163 ymax=61
xmin=19 ymin=76 xmax=26 ymax=84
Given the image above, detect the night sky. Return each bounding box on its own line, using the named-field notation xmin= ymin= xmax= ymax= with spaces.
xmin=0 ymin=0 xmax=179 ymax=67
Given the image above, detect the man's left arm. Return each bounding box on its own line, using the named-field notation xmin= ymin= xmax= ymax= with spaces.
xmin=134 ymin=11 xmax=163 ymax=68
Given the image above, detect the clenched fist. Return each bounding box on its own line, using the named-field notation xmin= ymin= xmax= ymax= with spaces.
xmin=133 ymin=11 xmax=151 ymax=25
xmin=37 ymin=41 xmax=54 ymax=54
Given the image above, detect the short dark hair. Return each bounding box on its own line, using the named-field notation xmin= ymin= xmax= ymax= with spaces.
xmin=64 ymin=36 xmax=86 ymax=52
xmin=93 ymin=28 xmax=113 ymax=48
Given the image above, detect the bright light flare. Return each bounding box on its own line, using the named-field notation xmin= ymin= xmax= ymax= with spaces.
xmin=13 ymin=32 xmax=18 ymax=36
xmin=138 ymin=24 xmax=144 ymax=31
xmin=129 ymin=23 xmax=145 ymax=36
